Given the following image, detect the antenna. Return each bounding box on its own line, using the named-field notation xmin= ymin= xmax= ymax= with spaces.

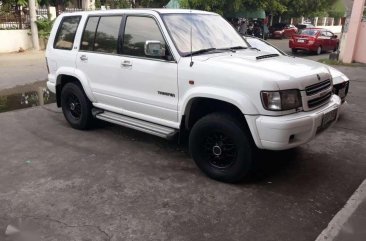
xmin=190 ymin=9 xmax=194 ymax=67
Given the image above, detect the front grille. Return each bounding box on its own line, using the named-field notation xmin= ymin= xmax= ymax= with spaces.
xmin=308 ymin=92 xmax=332 ymax=108
xmin=305 ymin=80 xmax=331 ymax=96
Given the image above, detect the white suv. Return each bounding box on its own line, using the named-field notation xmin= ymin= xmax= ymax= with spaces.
xmin=46 ymin=9 xmax=341 ymax=182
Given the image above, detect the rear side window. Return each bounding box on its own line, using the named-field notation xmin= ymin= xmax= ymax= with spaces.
xmin=54 ymin=16 xmax=81 ymax=50
xmin=122 ymin=16 xmax=166 ymax=58
xmin=94 ymin=16 xmax=123 ymax=54
xmin=326 ymin=31 xmax=334 ymax=37
xmin=80 ymin=17 xmax=99 ymax=51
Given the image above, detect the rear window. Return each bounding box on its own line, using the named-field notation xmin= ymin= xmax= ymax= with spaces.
xmin=300 ymin=29 xmax=319 ymax=36
xmin=54 ymin=16 xmax=81 ymax=50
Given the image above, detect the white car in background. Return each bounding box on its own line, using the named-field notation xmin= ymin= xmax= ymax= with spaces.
xmin=243 ymin=36 xmax=350 ymax=103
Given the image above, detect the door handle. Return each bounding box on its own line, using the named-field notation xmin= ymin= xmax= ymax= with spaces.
xmin=121 ymin=60 xmax=132 ymax=68
xmin=80 ymin=55 xmax=88 ymax=61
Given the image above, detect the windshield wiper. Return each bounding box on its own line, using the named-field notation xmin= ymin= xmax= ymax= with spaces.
xmin=185 ymin=48 xmax=217 ymax=57
xmin=217 ymin=46 xmax=248 ymax=52
xmin=229 ymin=46 xmax=248 ymax=50
xmin=249 ymin=47 xmax=261 ymax=51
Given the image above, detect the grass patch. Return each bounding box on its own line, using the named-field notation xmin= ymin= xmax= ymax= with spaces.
xmin=318 ymin=59 xmax=365 ymax=67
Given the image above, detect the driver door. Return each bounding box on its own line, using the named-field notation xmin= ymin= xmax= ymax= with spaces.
xmin=116 ymin=15 xmax=178 ymax=123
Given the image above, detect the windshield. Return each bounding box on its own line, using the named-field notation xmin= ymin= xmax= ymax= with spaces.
xmin=162 ymin=13 xmax=248 ymax=56
xmin=245 ymin=37 xmax=284 ymax=55
xmin=300 ymin=29 xmax=319 ymax=36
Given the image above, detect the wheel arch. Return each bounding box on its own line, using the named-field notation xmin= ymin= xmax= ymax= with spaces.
xmin=183 ymin=97 xmax=246 ymax=129
xmin=181 ymin=94 xmax=259 ymax=133
xmin=55 ymin=69 xmax=95 ymax=107
xmin=180 ymin=88 xmax=259 ymax=125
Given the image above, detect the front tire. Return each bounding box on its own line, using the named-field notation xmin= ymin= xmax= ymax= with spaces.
xmin=61 ymin=82 xmax=93 ymax=130
xmin=189 ymin=113 xmax=254 ymax=183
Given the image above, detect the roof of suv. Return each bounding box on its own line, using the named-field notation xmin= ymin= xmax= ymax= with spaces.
xmin=59 ymin=8 xmax=215 ymax=16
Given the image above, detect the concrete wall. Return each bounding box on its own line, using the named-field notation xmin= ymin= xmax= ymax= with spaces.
xmin=340 ymin=0 xmax=366 ymax=63
xmin=0 ymin=30 xmax=33 ymax=53
xmin=354 ymin=22 xmax=366 ymax=63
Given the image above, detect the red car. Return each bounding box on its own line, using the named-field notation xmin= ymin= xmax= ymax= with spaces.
xmin=289 ymin=28 xmax=339 ymax=55
xmin=269 ymin=23 xmax=298 ymax=39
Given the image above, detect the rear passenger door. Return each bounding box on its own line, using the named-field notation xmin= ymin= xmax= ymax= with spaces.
xmin=76 ymin=15 xmax=124 ymax=107
xmin=326 ymin=31 xmax=337 ymax=50
xmin=317 ymin=30 xmax=328 ymax=49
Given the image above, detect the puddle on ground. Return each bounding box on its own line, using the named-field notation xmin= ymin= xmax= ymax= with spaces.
xmin=0 ymin=81 xmax=56 ymax=113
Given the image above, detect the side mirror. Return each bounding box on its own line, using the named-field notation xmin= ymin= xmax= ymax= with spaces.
xmin=144 ymin=40 xmax=165 ymax=57
xmin=332 ymin=35 xmax=338 ymax=39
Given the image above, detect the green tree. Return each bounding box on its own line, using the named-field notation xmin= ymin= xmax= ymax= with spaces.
xmin=136 ymin=0 xmax=169 ymax=7
xmin=179 ymin=0 xmax=339 ymax=17
xmin=180 ymin=0 xmax=289 ymax=15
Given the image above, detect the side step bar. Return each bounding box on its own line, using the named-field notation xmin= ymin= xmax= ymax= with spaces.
xmin=94 ymin=110 xmax=178 ymax=139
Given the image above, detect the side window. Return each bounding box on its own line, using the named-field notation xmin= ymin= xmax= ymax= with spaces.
xmin=326 ymin=31 xmax=334 ymax=37
xmin=94 ymin=16 xmax=123 ymax=54
xmin=123 ymin=16 xmax=170 ymax=59
xmin=80 ymin=17 xmax=99 ymax=51
xmin=54 ymin=16 xmax=81 ymax=50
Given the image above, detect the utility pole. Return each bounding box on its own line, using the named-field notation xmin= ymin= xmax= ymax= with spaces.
xmin=29 ymin=0 xmax=40 ymax=50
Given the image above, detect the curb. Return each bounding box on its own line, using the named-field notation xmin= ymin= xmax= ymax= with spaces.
xmin=315 ymin=179 xmax=366 ymax=241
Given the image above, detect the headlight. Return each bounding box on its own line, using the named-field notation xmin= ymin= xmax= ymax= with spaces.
xmin=261 ymin=90 xmax=302 ymax=111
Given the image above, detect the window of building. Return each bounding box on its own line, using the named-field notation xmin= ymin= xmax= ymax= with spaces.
xmin=80 ymin=17 xmax=99 ymax=51
xmin=122 ymin=16 xmax=168 ymax=59
xmin=54 ymin=16 xmax=81 ymax=50
xmin=94 ymin=16 xmax=123 ymax=54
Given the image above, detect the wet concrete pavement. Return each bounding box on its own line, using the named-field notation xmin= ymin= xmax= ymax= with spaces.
xmin=0 ymin=51 xmax=47 ymax=90
xmin=0 ymin=65 xmax=365 ymax=240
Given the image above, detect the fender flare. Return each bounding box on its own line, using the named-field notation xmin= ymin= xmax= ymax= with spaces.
xmin=56 ymin=67 xmax=96 ymax=102
xmin=179 ymin=86 xmax=260 ymax=123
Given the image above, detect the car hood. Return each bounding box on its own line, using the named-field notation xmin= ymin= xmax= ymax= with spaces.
xmin=197 ymin=51 xmax=332 ymax=90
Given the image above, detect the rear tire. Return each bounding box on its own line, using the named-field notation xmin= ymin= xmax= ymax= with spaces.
xmin=61 ymin=82 xmax=93 ymax=130
xmin=316 ymin=46 xmax=322 ymax=55
xmin=189 ymin=113 xmax=254 ymax=183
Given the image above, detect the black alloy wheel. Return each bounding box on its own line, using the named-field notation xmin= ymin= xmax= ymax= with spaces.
xmin=66 ymin=93 xmax=82 ymax=120
xmin=61 ymin=82 xmax=93 ymax=130
xmin=203 ymin=131 xmax=237 ymax=169
xmin=189 ymin=113 xmax=254 ymax=183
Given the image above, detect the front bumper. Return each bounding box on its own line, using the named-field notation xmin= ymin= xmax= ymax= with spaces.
xmin=333 ymin=81 xmax=349 ymax=104
xmin=47 ymin=74 xmax=57 ymax=93
xmin=272 ymin=31 xmax=284 ymax=38
xmin=248 ymin=95 xmax=341 ymax=150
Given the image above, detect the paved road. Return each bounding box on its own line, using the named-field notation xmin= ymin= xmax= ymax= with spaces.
xmin=0 ymin=51 xmax=47 ymax=90
xmin=0 ymin=65 xmax=365 ymax=240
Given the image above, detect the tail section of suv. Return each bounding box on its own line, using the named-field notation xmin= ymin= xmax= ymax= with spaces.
xmin=46 ymin=9 xmax=341 ymax=183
